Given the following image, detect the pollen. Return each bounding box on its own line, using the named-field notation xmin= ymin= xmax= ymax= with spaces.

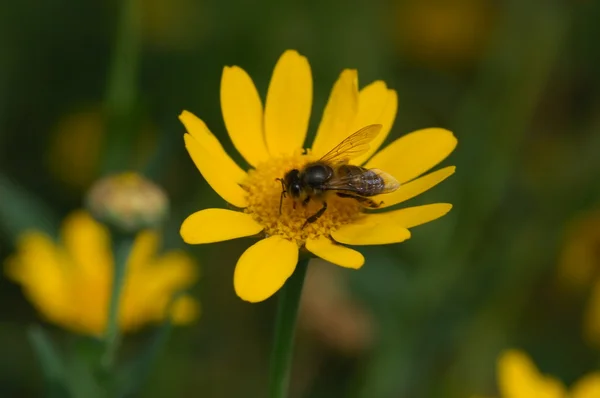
xmin=242 ymin=150 xmax=364 ymax=247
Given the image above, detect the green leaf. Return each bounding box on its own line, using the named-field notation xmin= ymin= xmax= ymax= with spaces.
xmin=117 ymin=292 xmax=183 ymax=398
xmin=0 ymin=173 xmax=59 ymax=244
xmin=27 ymin=325 xmax=70 ymax=398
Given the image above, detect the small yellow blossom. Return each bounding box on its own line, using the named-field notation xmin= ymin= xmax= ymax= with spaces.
xmin=47 ymin=106 xmax=105 ymax=190
xmin=558 ymin=209 xmax=600 ymax=289
xmin=473 ymin=349 xmax=600 ymax=398
xmin=46 ymin=105 xmax=157 ymax=191
xmin=179 ymin=50 xmax=457 ymax=303
xmin=557 ymin=208 xmax=600 ymax=347
xmin=392 ymin=0 xmax=496 ymax=69
xmin=5 ymin=210 xmax=199 ymax=336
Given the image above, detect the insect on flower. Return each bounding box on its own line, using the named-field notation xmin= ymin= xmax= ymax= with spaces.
xmin=178 ymin=49 xmax=458 ymax=303
xmin=277 ymin=124 xmax=400 ymax=227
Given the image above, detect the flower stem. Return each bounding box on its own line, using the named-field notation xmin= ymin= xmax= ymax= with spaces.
xmin=102 ymin=233 xmax=135 ymax=369
xmin=100 ymin=0 xmax=141 ymax=174
xmin=268 ymin=257 xmax=310 ymax=398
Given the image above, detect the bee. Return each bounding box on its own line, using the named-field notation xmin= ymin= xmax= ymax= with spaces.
xmin=276 ymin=124 xmax=400 ymax=227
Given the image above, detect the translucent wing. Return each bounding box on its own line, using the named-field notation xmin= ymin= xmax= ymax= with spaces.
xmin=323 ymin=166 xmax=400 ymax=197
xmin=319 ymin=124 xmax=382 ymax=165
xmin=368 ymin=169 xmax=401 ymax=193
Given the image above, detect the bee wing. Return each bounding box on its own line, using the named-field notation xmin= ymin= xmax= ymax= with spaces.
xmin=318 ymin=124 xmax=382 ymax=165
xmin=323 ymin=167 xmax=400 ymax=196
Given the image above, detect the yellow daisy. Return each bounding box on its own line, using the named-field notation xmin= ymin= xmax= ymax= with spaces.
xmin=557 ymin=208 xmax=600 ymax=347
xmin=179 ymin=49 xmax=457 ymax=303
xmin=5 ymin=210 xmax=199 ymax=336
xmin=473 ymin=349 xmax=600 ymax=398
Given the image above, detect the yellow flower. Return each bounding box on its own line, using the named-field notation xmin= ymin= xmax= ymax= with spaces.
xmin=46 ymin=105 xmax=157 ymax=192
xmin=47 ymin=106 xmax=105 ymax=190
xmin=392 ymin=0 xmax=496 ymax=69
xmin=474 ymin=349 xmax=600 ymax=398
xmin=4 ymin=210 xmax=199 ymax=336
xmin=558 ymin=209 xmax=600 ymax=289
xmin=179 ymin=50 xmax=457 ymax=303
xmin=557 ymin=208 xmax=600 ymax=347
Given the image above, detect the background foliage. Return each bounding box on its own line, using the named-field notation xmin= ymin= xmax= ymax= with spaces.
xmin=1 ymin=0 xmax=600 ymax=397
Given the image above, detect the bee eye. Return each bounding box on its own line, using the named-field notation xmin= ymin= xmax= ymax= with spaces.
xmin=290 ymin=184 xmax=301 ymax=196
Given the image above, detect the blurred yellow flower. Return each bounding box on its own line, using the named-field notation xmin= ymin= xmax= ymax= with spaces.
xmin=392 ymin=0 xmax=496 ymax=69
xmin=47 ymin=106 xmax=104 ymax=190
xmin=47 ymin=105 xmax=157 ymax=191
xmin=558 ymin=209 xmax=600 ymax=289
xmin=558 ymin=208 xmax=600 ymax=347
xmin=141 ymin=0 xmax=205 ymax=50
xmin=473 ymin=349 xmax=600 ymax=398
xmin=179 ymin=50 xmax=456 ymax=303
xmin=4 ymin=210 xmax=199 ymax=336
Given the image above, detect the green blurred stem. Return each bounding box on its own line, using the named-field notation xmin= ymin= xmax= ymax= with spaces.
xmin=268 ymin=257 xmax=309 ymax=398
xmin=102 ymin=233 xmax=135 ymax=369
xmin=101 ymin=0 xmax=141 ymax=174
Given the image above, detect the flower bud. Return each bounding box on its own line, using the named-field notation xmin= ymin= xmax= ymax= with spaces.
xmin=85 ymin=172 xmax=169 ymax=233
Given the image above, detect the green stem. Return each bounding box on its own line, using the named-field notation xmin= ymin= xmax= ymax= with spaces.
xmin=102 ymin=233 xmax=135 ymax=369
xmin=100 ymin=0 xmax=141 ymax=174
xmin=268 ymin=257 xmax=310 ymax=398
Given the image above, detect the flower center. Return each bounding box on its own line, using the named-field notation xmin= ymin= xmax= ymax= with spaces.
xmin=243 ymin=150 xmax=363 ymax=247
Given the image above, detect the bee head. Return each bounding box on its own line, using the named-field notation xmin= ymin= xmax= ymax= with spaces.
xmin=284 ymin=169 xmax=302 ymax=198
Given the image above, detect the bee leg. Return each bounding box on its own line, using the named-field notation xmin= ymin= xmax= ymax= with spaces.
xmin=278 ymin=191 xmax=286 ymax=215
xmin=303 ymin=201 xmax=327 ymax=229
xmin=302 ymin=196 xmax=311 ymax=207
xmin=276 ymin=178 xmax=287 ymax=215
xmin=336 ymin=193 xmax=382 ymax=208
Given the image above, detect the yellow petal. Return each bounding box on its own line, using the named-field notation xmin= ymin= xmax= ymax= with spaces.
xmin=351 ymin=82 xmax=398 ymax=165
xmin=234 ymin=236 xmax=298 ymax=303
xmin=121 ymin=247 xmax=199 ymax=331
xmin=331 ymin=214 xmax=411 ymax=246
xmin=376 ymin=166 xmax=456 ymax=208
xmin=60 ymin=210 xmax=112 ymax=279
xmin=386 ymin=203 xmax=453 ymax=229
xmin=310 ymin=69 xmax=359 ymax=158
xmin=170 ymin=295 xmax=200 ymax=325
xmin=180 ymin=111 xmax=247 ymax=208
xmin=365 ymin=128 xmax=457 ymax=184
xmin=220 ymin=66 xmax=269 ymax=166
xmin=126 ymin=230 xmax=160 ymax=273
xmin=180 ymin=209 xmax=263 ymax=244
xmin=498 ymin=350 xmax=566 ymax=398
xmin=305 ymin=236 xmax=364 ymax=269
xmin=264 ymin=50 xmax=312 ymax=156
xmin=571 ymin=373 xmax=600 ymax=398
xmin=4 ymin=232 xmax=71 ymax=327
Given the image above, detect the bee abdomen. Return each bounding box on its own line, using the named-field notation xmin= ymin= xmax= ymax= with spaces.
xmin=337 ymin=165 xmax=386 ymax=196
xmin=356 ymin=169 xmax=386 ymax=195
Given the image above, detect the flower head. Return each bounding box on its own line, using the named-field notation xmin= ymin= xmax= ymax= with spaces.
xmin=180 ymin=50 xmax=457 ymax=303
xmin=5 ymin=210 xmax=199 ymax=336
xmin=473 ymin=349 xmax=600 ymax=398
xmin=86 ymin=172 xmax=169 ymax=233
